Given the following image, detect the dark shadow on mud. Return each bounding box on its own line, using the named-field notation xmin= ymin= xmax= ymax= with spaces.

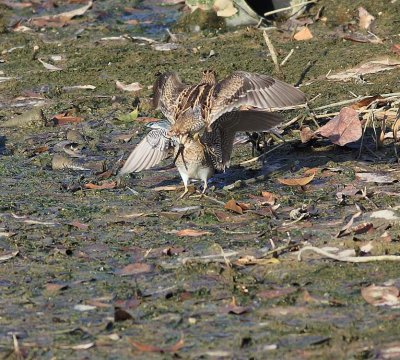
xmin=144 ymin=135 xmax=397 ymax=191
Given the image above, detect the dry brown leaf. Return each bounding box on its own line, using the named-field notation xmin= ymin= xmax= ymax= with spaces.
xmin=316 ymin=107 xmax=362 ymax=146
xmin=45 ymin=282 xmax=69 ymax=295
xmin=129 ymin=337 xmax=184 ymax=353
xmin=351 ymin=95 xmax=381 ymax=110
xmin=213 ymin=0 xmax=238 ymax=17
xmin=293 ymin=27 xmax=313 ymax=41
xmin=52 ymin=113 xmax=83 ymax=125
xmin=300 ymin=126 xmax=316 ymax=143
xmin=391 ymin=44 xmax=400 ymax=56
xmin=68 ymin=221 xmax=89 ymax=230
xmin=115 ymin=263 xmax=154 ymax=276
xmin=341 ymin=32 xmax=383 ymax=44
xmin=224 ymin=199 xmax=244 ymax=214
xmin=352 ymin=222 xmax=374 ymax=235
xmin=358 ymin=7 xmax=375 ymax=30
xmin=356 ymin=173 xmax=396 ymax=184
xmin=0 ymin=250 xmax=19 ymax=263
xmin=115 ymin=80 xmax=142 ymax=92
xmin=176 ymin=229 xmax=212 ymax=237
xmin=84 ymin=181 xmax=117 ymax=190
xmin=336 ymin=207 xmax=362 ymax=238
xmin=261 ymin=191 xmax=277 ymax=205
xmin=31 ymin=1 xmax=93 ymax=27
xmin=277 ymin=171 xmax=315 ymax=187
xmin=361 ymin=285 xmax=400 ymax=307
xmin=327 ymin=58 xmax=400 ymax=81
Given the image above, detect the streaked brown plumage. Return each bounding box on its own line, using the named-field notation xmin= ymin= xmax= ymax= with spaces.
xmin=120 ymin=70 xmax=306 ymax=197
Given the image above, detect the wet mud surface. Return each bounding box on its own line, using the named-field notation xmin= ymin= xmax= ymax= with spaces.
xmin=1 ymin=0 xmax=400 ymax=358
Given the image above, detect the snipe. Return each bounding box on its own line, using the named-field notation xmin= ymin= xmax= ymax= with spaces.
xmin=120 ymin=70 xmax=306 ymax=197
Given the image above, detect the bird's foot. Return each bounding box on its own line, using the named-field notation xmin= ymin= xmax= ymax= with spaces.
xmin=178 ymin=188 xmax=189 ymax=199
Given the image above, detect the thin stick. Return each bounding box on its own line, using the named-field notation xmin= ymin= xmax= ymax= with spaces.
xmin=264 ymin=0 xmax=316 ymax=17
xmin=240 ymin=142 xmax=285 ymax=165
xmin=298 ymin=246 xmax=400 ymax=263
xmin=313 ymin=92 xmax=400 ymax=111
xmin=280 ymin=49 xmax=294 ymax=66
xmin=180 ymin=251 xmax=239 ymax=265
xmin=263 ymin=31 xmax=283 ymax=77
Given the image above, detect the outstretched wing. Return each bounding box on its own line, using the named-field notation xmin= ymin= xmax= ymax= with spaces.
xmin=203 ymin=110 xmax=284 ymax=169
xmin=119 ymin=128 xmax=172 ymax=174
xmin=153 ymin=72 xmax=188 ymax=123
xmin=207 ymin=71 xmax=306 ymax=127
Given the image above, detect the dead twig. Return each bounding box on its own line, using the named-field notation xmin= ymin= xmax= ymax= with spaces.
xmin=313 ymin=92 xmax=400 ymax=111
xmin=298 ymin=246 xmax=400 ymax=262
xmin=280 ymin=49 xmax=294 ymax=66
xmin=240 ymin=142 xmax=285 ymax=165
xmin=263 ymin=31 xmax=283 ymax=78
xmin=263 ymin=0 xmax=317 ymax=17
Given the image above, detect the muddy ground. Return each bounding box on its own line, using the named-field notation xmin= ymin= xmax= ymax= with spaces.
xmin=1 ymin=0 xmax=400 ymax=359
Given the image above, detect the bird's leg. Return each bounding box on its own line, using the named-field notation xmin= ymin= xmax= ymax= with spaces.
xmin=179 ymin=186 xmax=189 ymax=199
xmin=178 ymin=172 xmax=189 ymax=199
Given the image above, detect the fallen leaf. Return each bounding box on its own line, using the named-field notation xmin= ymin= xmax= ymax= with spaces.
xmin=316 ymin=107 xmax=362 ymax=146
xmin=176 ymin=229 xmax=212 ymax=237
xmin=370 ymin=210 xmax=400 ymax=221
xmin=352 ymin=222 xmax=373 ymax=235
xmin=31 ymin=0 xmax=93 ymax=27
xmin=327 ymin=58 xmax=400 ymax=81
xmin=68 ymin=221 xmax=89 ymax=230
xmin=115 ymin=263 xmax=154 ymax=276
xmin=84 ymin=181 xmax=117 ymax=190
xmin=277 ymin=170 xmax=315 ymax=186
xmin=115 ymin=80 xmax=142 ymax=92
xmin=45 ymin=282 xmax=69 ymax=295
xmin=356 ymin=173 xmax=396 ymax=184
xmin=293 ymin=27 xmax=313 ymax=41
xmin=51 ymin=113 xmax=83 ymax=125
xmin=336 ymin=206 xmax=362 ymax=238
xmin=341 ymin=32 xmax=383 ymax=44
xmin=0 ymin=250 xmax=19 ymax=263
xmin=361 ymin=285 xmax=400 ymax=307
xmin=351 ymin=95 xmax=381 ymax=109
xmin=129 ymin=337 xmax=184 ymax=353
xmin=391 ymin=44 xmax=400 ymax=56
xmin=38 ymin=58 xmax=62 ymax=71
xmin=300 ymin=126 xmax=316 ymax=143
xmin=224 ymin=199 xmax=244 ymax=214
xmin=213 ymin=0 xmax=238 ymax=17
xmin=261 ymin=191 xmax=277 ymax=205
xmin=117 ymin=108 xmax=139 ymax=122
xmin=358 ymin=7 xmax=375 ymax=30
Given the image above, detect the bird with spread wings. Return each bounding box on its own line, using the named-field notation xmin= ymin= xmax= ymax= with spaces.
xmin=119 ymin=70 xmax=306 ymax=197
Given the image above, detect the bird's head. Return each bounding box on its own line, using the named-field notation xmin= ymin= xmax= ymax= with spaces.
xmin=167 ymin=105 xmax=204 ymax=144
xmin=201 ymin=69 xmax=217 ymax=85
